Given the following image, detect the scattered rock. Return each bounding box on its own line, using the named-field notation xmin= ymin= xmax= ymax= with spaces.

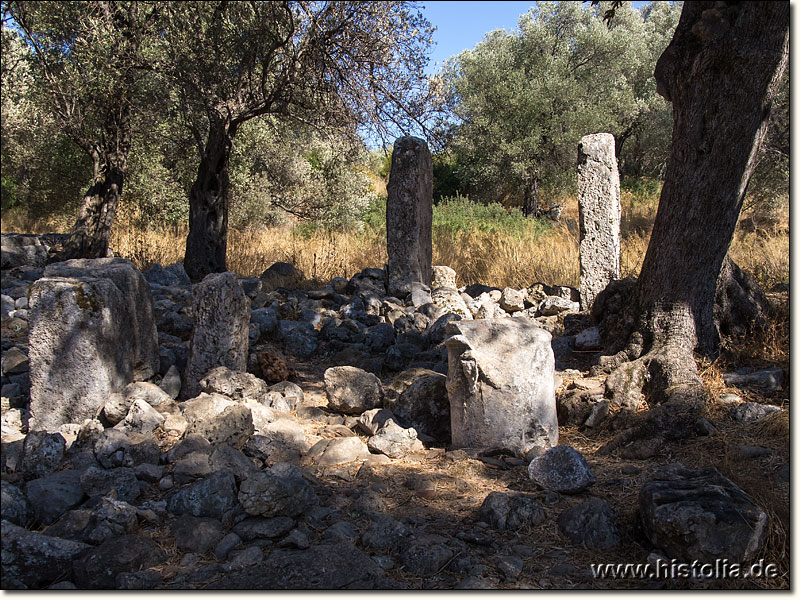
xmin=233 ymin=516 xmax=295 ymax=541
xmin=557 ymin=496 xmax=620 ymax=550
xmin=167 ymin=469 xmax=239 ymax=519
xmin=1 ymin=480 xmax=32 ymax=526
xmin=731 ymin=402 xmax=782 ymax=425
xmin=1 ymin=520 xmax=90 ymax=589
xmin=25 ymin=469 xmax=85 ymax=526
xmin=72 ymin=533 xmax=167 ymax=589
xmin=21 ymin=431 xmax=66 ymax=477
xmin=528 ymin=445 xmax=596 ymax=494
xmin=304 ymin=437 xmax=371 ymax=466
xmin=238 ymin=463 xmax=317 ymax=518
xmin=479 ymin=491 xmax=546 ymax=531
xmin=324 ymin=366 xmax=384 ymax=415
xmin=367 ymin=419 xmax=425 ymax=459
xmin=497 ymin=555 xmax=524 ymax=580
xmin=80 ymin=465 xmax=141 ymax=503
xmin=171 ymin=514 xmax=224 ymax=554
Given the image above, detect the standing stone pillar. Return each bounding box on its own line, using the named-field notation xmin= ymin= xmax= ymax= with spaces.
xmin=386 ymin=136 xmax=432 ymax=298
xmin=183 ymin=272 xmax=250 ymax=399
xmin=577 ymin=133 xmax=621 ymax=311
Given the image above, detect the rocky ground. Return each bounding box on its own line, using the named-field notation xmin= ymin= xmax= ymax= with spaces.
xmin=0 ymin=236 xmax=790 ymax=590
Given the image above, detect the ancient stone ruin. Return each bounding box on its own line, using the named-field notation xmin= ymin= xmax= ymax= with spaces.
xmin=385 ymin=136 xmax=433 ymax=298
xmin=445 ymin=318 xmax=558 ymax=457
xmin=577 ymin=133 xmax=621 ymax=311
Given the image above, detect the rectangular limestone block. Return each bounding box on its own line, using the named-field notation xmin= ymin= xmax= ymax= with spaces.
xmin=444 ymin=319 xmax=558 ymax=457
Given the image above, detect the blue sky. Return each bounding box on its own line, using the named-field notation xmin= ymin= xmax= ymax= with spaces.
xmin=419 ymin=1 xmax=649 ymax=73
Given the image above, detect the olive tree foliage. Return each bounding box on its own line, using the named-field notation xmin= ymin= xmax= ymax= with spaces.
xmin=433 ymin=1 xmax=680 ymax=213
xmin=1 ymin=11 xmax=91 ymax=218
xmin=159 ymin=1 xmax=434 ymax=280
xmin=6 ymin=1 xmax=162 ymax=258
xmin=227 ymin=117 xmax=378 ymax=230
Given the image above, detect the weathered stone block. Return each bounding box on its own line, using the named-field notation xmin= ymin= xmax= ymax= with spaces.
xmin=577 ymin=133 xmax=621 ymax=311
xmin=44 ymin=258 xmax=158 ymax=380
xmin=184 ymin=272 xmax=250 ymax=398
xmin=445 ymin=319 xmax=557 ymax=456
xmin=386 ymin=136 xmax=432 ymax=297
xmin=28 ymin=277 xmax=134 ymax=431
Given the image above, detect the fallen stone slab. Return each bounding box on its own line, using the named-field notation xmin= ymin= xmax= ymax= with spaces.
xmin=639 ymin=465 xmax=768 ymax=563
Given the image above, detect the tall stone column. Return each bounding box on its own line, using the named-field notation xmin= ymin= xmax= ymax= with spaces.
xmin=386 ymin=136 xmax=432 ymax=298
xmin=577 ymin=133 xmax=621 ymax=311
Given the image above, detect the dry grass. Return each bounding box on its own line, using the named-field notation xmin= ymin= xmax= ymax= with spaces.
xmin=2 ymin=192 xmax=787 ymax=294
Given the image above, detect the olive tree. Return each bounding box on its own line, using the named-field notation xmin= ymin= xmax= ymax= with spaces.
xmin=8 ymin=1 xmax=162 ymax=259
xmin=160 ymin=1 xmax=434 ymax=280
xmin=434 ymin=1 xmax=678 ymax=214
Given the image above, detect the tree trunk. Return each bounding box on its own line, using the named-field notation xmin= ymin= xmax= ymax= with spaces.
xmin=522 ymin=172 xmax=540 ymax=218
xmin=593 ymin=1 xmax=788 ymax=449
xmin=57 ymin=106 xmax=130 ymax=261
xmin=183 ymin=120 xmax=237 ymax=282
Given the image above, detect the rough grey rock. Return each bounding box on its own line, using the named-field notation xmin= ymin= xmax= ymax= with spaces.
xmin=114 ymin=398 xmax=165 ymax=435
xmin=25 ymin=469 xmax=85 ymax=525
xmin=47 ymin=496 xmax=139 ymax=545
xmin=80 ymin=465 xmax=141 ymax=503
xmin=27 ymin=276 xmax=135 ymax=431
xmin=233 ymin=516 xmax=295 ymax=541
xmin=167 ymin=469 xmax=239 ymax=519
xmin=431 ymin=287 xmax=472 ymax=320
xmin=528 ymin=445 xmax=596 ymax=494
xmin=238 ymin=463 xmax=317 ymax=518
xmin=184 ymin=272 xmax=250 ymax=399
xmin=731 ymin=401 xmax=782 ymax=425
xmin=387 ymin=372 xmax=450 ymax=442
xmin=1 ymin=346 xmax=28 ymax=375
xmin=213 ymin=542 xmax=400 ymax=589
xmin=538 ymin=296 xmax=579 ymax=316
xmin=574 ymin=326 xmax=602 ymax=350
xmin=386 ymin=136 xmax=433 ymax=298
xmin=115 ymin=570 xmax=163 ymax=590
xmin=557 ymin=496 xmax=620 ymax=550
xmin=431 ymin=265 xmax=457 ymax=289
xmin=499 ymin=287 xmax=526 ymax=313
xmin=1 ymin=519 xmax=90 ymax=589
xmin=324 ymin=366 xmax=384 ymax=415
xmin=200 ymin=366 xmax=269 ymax=402
xmin=577 ymin=133 xmax=621 ymax=310
xmin=479 ymin=491 xmax=546 ymax=531
xmin=214 ymin=532 xmax=242 ymax=560
xmin=1 ymin=480 xmax=32 ymax=526
xmin=639 ymin=465 xmax=768 ymax=562
xmin=357 ymin=408 xmax=396 ymax=436
xmin=367 ymin=419 xmax=425 ymax=459
xmin=264 ymin=380 xmax=303 ymax=413
xmin=304 ymin=437 xmax=371 ymax=466
xmin=445 ymin=319 xmax=557 ymax=456
xmin=398 ymin=534 xmax=454 ymax=575
xmin=184 ymin=395 xmax=254 ymax=449
xmin=723 ymin=367 xmax=784 ymax=395
xmin=171 ymin=514 xmax=224 ymax=554
xmin=44 ymin=258 xmax=158 ymax=380
xmin=322 ymin=520 xmax=360 ymax=543
xmin=72 ymin=533 xmax=167 ymax=589
xmin=21 ymin=430 xmax=66 ymax=477
xmin=497 ymin=555 xmax=524 ymax=580
xmin=360 ymin=513 xmax=413 ymax=551
xmin=1 ymin=233 xmax=49 ymax=269
xmin=172 ymin=451 xmax=213 ymax=484
xmin=93 ymin=429 xmax=160 ymax=468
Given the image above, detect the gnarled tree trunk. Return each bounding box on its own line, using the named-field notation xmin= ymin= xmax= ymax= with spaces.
xmin=522 ymin=171 xmax=541 ymax=218
xmin=594 ymin=1 xmax=788 ymax=450
xmin=183 ymin=119 xmax=237 ymax=282
xmin=56 ymin=104 xmax=130 ymax=261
